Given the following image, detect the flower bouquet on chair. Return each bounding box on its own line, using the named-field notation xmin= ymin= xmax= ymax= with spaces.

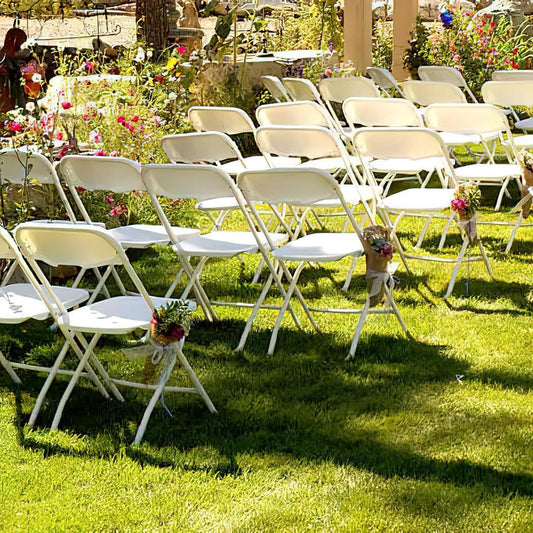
xmin=361 ymin=225 xmax=394 ymax=307
xmin=150 ymin=300 xmax=193 ymax=346
xmin=141 ymin=300 xmax=193 ymax=383
xmin=519 ymin=151 xmax=533 ymax=218
xmin=451 ymin=183 xmax=481 ymax=245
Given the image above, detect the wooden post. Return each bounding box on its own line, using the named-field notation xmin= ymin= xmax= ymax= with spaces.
xmin=343 ymin=0 xmax=373 ymax=73
xmin=392 ymin=0 xmax=418 ymax=80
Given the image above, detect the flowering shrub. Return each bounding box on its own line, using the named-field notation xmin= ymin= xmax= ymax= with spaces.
xmin=405 ymin=4 xmax=533 ymax=95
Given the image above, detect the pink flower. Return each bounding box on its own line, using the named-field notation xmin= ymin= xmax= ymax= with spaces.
xmin=105 ymin=195 xmax=115 ymax=206
xmin=61 ymin=101 xmax=72 ymax=110
xmin=117 ymin=115 xmax=125 ymax=124
xmin=9 ymin=121 xmax=22 ymax=132
xmin=89 ymin=129 xmax=103 ymax=144
xmin=82 ymin=114 xmax=89 ymax=121
xmin=109 ymin=203 xmax=128 ymax=217
xmin=451 ymin=198 xmax=468 ymax=212
xmin=85 ymin=61 xmax=95 ymax=72
xmin=131 ymin=115 xmax=139 ymax=122
xmin=56 ymin=144 xmax=69 ymax=160
xmin=380 ymin=242 xmax=393 ymax=261
xmin=54 ymin=131 xmax=63 ymax=140
xmin=94 ymin=149 xmax=107 ymax=156
xmin=177 ymin=45 xmax=186 ymax=55
xmin=151 ymin=115 xmax=162 ymax=126
xmin=109 ymin=151 xmax=119 ymax=157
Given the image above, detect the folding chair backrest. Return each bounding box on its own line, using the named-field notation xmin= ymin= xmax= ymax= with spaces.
xmin=59 ymin=155 xmax=143 ymax=192
xmin=282 ymin=78 xmax=322 ymax=102
xmin=255 ymin=101 xmax=332 ymax=128
xmin=402 ymin=80 xmax=467 ymax=106
xmin=418 ymin=66 xmax=467 ymax=88
xmin=0 ymin=150 xmax=77 ymax=221
xmin=142 ymin=163 xmax=239 ymax=202
xmin=162 ymin=132 xmax=242 ymax=164
xmin=318 ymin=77 xmax=380 ymax=103
xmin=255 ymin=125 xmax=343 ymax=160
xmin=238 ymin=167 xmax=341 ymax=206
xmin=14 ymin=222 xmax=154 ymax=311
xmin=481 ymin=80 xmax=533 ymax=107
xmin=492 ymin=69 xmax=533 ymax=81
xmin=188 ymin=106 xmax=255 ymax=135
xmin=261 ymin=75 xmax=291 ymax=102
xmin=343 ymin=97 xmax=422 ymax=127
xmin=0 ymin=226 xmax=20 ymax=261
xmin=365 ymin=67 xmax=404 ymax=96
xmin=424 ymin=103 xmax=510 ymax=136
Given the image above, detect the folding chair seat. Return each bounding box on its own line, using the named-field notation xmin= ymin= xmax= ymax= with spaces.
xmin=235 ymin=167 xmax=408 ymax=357
xmin=318 ymin=76 xmax=380 ymax=135
xmin=141 ymin=163 xmax=289 ymax=322
xmin=425 ymin=103 xmax=522 ymax=211
xmin=418 ymin=65 xmax=478 ymax=102
xmin=342 ymin=97 xmax=443 ymax=194
xmin=353 ymin=127 xmax=493 ymax=297
xmin=365 ymin=67 xmax=406 ymax=98
xmin=261 ymin=75 xmax=291 ymax=102
xmin=14 ymin=222 xmax=215 ymax=444
xmin=0 ymin=226 xmax=90 ymax=385
xmin=187 ymin=106 xmax=300 ymax=171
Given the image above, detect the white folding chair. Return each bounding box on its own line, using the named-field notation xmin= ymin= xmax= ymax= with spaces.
xmin=418 ymin=65 xmax=478 ymax=102
xmin=236 ymin=167 xmax=409 ymax=357
xmin=403 ymin=80 xmax=467 ymax=106
xmin=481 ymin=80 xmax=533 ymax=140
xmin=14 ymin=222 xmax=215 ymax=445
xmin=141 ymin=163 xmax=289 ymax=322
xmin=365 ymin=67 xmax=406 ymax=98
xmin=425 ymin=103 xmax=522 ymax=211
xmin=342 ymin=97 xmax=444 ymax=195
xmin=353 ymin=127 xmax=493 ymax=297
xmin=187 ymin=106 xmax=300 ymax=170
xmin=318 ymin=77 xmax=380 ymax=135
xmin=261 ymin=75 xmax=291 ymax=102
xmin=282 ymin=77 xmax=324 ymax=104
xmin=492 ymin=70 xmax=533 ymax=81
xmin=0 ymin=226 xmax=91 ymax=386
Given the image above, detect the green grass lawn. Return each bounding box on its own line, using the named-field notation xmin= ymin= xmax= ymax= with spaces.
xmin=1 ymin=197 xmax=532 ymax=531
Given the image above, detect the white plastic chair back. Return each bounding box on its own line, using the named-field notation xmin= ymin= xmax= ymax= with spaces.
xmin=282 ymin=78 xmax=322 ymax=102
xmin=142 ymin=164 xmax=238 ymax=202
xmin=256 ymin=101 xmax=331 ymax=128
xmin=188 ymin=106 xmax=255 ymax=135
xmin=238 ymin=167 xmax=340 ymax=207
xmin=425 ymin=103 xmax=510 ymax=136
xmin=59 ymin=155 xmax=143 ymax=192
xmin=343 ymin=97 xmax=422 ymax=127
xmin=15 ymin=223 xmax=123 ymax=269
xmin=261 ymin=75 xmax=291 ymax=102
xmin=255 ymin=125 xmax=342 ymax=159
xmin=492 ymin=70 xmax=533 ymax=81
xmin=318 ymin=77 xmax=380 ymax=103
xmin=162 ymin=132 xmax=241 ymax=164
xmin=0 ymin=228 xmax=16 ymax=260
xmin=353 ymin=127 xmax=452 ymax=163
xmin=402 ymin=80 xmax=467 ymax=106
xmin=365 ymin=67 xmax=405 ymax=97
xmin=481 ymin=81 xmax=533 ymax=107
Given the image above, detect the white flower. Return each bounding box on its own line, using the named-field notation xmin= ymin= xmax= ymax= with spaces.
xmin=25 ymin=102 xmax=35 ymax=112
xmin=134 ymin=47 xmax=146 ymax=62
xmin=31 ymin=73 xmax=42 ymax=83
xmin=168 ymin=92 xmax=177 ymax=100
xmin=147 ymin=50 xmax=153 ymax=59
xmin=89 ymin=129 xmax=103 ymax=144
xmin=168 ymin=76 xmax=176 ymax=82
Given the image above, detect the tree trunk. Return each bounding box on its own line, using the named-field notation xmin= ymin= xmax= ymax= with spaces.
xmin=136 ymin=0 xmax=169 ymax=52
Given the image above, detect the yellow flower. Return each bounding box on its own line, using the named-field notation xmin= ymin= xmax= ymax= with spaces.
xmin=166 ymin=57 xmax=179 ymax=71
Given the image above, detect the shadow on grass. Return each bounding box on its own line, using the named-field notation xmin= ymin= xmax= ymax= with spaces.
xmin=9 ymin=321 xmax=532 ymax=498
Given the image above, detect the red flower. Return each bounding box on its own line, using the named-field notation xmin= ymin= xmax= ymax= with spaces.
xmin=105 ymin=195 xmax=115 ymax=206
xmin=380 ymin=242 xmax=393 ymax=261
xmin=76 ymin=186 xmax=87 ymax=193
xmin=110 ymin=67 xmax=120 ymax=75
xmin=513 ymin=48 xmax=519 ymax=56
xmin=131 ymin=115 xmax=139 ymax=122
xmin=95 ymin=149 xmax=107 ymax=156
xmin=155 ymin=75 xmax=164 ymax=83
xmin=177 ymin=45 xmax=186 ymax=55
xmin=56 ymin=144 xmax=69 ymax=160
xmin=54 ymin=131 xmax=63 ymax=141
xmin=117 ymin=115 xmax=125 ymax=124
xmin=82 ymin=114 xmax=89 ymax=121
xmin=9 ymin=121 xmax=22 ymax=132
xmin=512 ymin=61 xmax=519 ymax=69
xmin=451 ymin=197 xmax=468 ymax=212
xmin=109 ymin=203 xmax=128 ymax=217
xmin=85 ymin=61 xmax=96 ymax=72
xmin=61 ymin=101 xmax=72 ymax=110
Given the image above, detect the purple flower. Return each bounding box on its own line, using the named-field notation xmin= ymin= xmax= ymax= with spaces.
xmin=296 ymin=64 xmax=304 ymax=78
xmin=328 ymin=41 xmax=334 ymax=53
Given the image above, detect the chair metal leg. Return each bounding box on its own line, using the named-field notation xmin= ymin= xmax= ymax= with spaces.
xmin=346 ymin=299 xmax=370 ymax=360
xmin=505 ymin=212 xmax=523 ymax=254
xmin=51 ymin=333 xmax=102 ymax=430
xmin=445 ymin=238 xmax=469 ymax=297
xmin=0 ymin=349 xmax=22 ymax=384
